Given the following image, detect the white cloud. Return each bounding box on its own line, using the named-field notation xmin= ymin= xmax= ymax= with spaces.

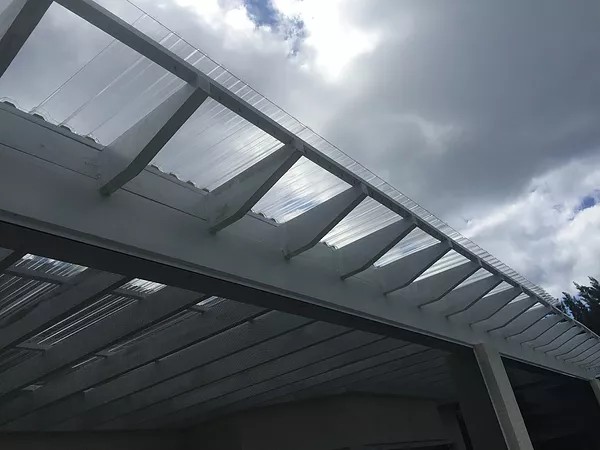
xmin=272 ymin=0 xmax=382 ymax=80
xmin=463 ymin=154 xmax=600 ymax=297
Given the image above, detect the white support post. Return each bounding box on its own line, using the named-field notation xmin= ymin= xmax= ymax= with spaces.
xmin=396 ymin=262 xmax=479 ymax=307
xmin=337 ymin=218 xmax=415 ymax=279
xmin=590 ymin=378 xmax=600 ymax=408
xmin=281 ymin=185 xmax=367 ymax=258
xmin=377 ymin=241 xmax=451 ymax=295
xmin=421 ymin=275 xmax=501 ymax=314
xmin=99 ymin=84 xmax=207 ymax=195
xmin=0 ymin=0 xmax=52 ymax=77
xmin=204 ymin=144 xmax=302 ymax=232
xmin=451 ymin=344 xmax=534 ymax=450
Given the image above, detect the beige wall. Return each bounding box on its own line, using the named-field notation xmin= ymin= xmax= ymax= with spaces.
xmin=189 ymin=394 xmax=458 ymax=450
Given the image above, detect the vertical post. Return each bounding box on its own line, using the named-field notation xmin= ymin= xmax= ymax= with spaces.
xmin=450 ymin=344 xmax=534 ymax=450
xmin=590 ymin=378 xmax=600 ymax=406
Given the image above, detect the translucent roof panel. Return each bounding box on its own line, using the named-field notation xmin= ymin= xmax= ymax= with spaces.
xmin=13 ymin=254 xmax=87 ymax=278
xmin=375 ymin=228 xmax=440 ymax=267
xmin=196 ymin=296 xmax=228 ymax=309
xmin=0 ymin=4 xmax=183 ymax=143
xmin=253 ymin=158 xmax=350 ymax=223
xmin=484 ymin=281 xmax=514 ymax=297
xmin=453 ymin=268 xmax=495 ymax=289
xmin=120 ymin=278 xmax=165 ymax=296
xmin=322 ymin=198 xmax=401 ymax=249
xmin=0 ymin=274 xmax=58 ymax=323
xmin=414 ymin=250 xmax=471 ymax=282
xmin=151 ymin=98 xmax=282 ymax=190
xmin=26 ymin=294 xmax=136 ymax=347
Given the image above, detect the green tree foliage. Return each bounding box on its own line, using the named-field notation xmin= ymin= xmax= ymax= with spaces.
xmin=558 ymin=277 xmax=600 ymax=335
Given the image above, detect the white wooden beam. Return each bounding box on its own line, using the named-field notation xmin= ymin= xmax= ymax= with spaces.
xmin=0 ymin=301 xmax=262 ymax=427
xmin=99 ymin=84 xmax=207 ymax=195
xmin=0 ymin=0 xmax=52 ymax=77
xmin=395 ymin=262 xmax=479 ymax=307
xmin=0 ymin=270 xmax=127 ymax=353
xmin=337 ymin=218 xmax=415 ymax=279
xmin=377 ymin=241 xmax=451 ymax=295
xmin=0 ymin=286 xmax=202 ymax=397
xmin=421 ymin=275 xmax=502 ymax=314
xmin=471 ymin=297 xmax=536 ymax=331
xmin=281 ymin=186 xmax=367 ymax=258
xmin=204 ymin=144 xmax=302 ymax=232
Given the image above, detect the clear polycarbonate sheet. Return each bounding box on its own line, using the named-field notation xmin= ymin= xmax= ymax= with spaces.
xmin=253 ymin=158 xmax=350 ymax=223
xmin=26 ymin=294 xmax=136 ymax=347
xmin=453 ymin=268 xmax=495 ymax=289
xmin=375 ymin=228 xmax=440 ymax=267
xmin=0 ymin=275 xmax=57 ymax=322
xmin=414 ymin=250 xmax=471 ymax=281
xmin=196 ymin=296 xmax=227 ymax=308
xmin=485 ymin=281 xmax=514 ymax=297
xmin=322 ymin=198 xmax=401 ymax=249
xmin=0 ymin=3 xmax=184 ymax=143
xmin=120 ymin=278 xmax=165 ymax=296
xmin=14 ymin=254 xmax=86 ymax=278
xmin=151 ymin=98 xmax=283 ymax=190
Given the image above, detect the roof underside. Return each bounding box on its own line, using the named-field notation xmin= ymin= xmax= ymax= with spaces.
xmin=0 ymin=0 xmax=599 ymax=431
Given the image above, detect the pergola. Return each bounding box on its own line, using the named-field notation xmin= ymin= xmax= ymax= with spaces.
xmin=0 ymin=1 xmax=599 ymax=449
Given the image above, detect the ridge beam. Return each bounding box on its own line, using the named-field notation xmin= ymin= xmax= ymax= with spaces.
xmin=204 ymin=144 xmax=302 ymax=232
xmin=394 ymin=261 xmax=479 ymax=307
xmin=337 ymin=218 xmax=415 ymax=279
xmin=0 ymin=0 xmax=52 ymax=77
xmin=281 ymin=185 xmax=367 ymax=258
xmin=377 ymin=241 xmax=452 ymax=295
xmin=421 ymin=275 xmax=502 ymax=314
xmin=99 ymin=83 xmax=207 ymax=195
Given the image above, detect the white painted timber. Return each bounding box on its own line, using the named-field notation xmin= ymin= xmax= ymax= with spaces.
xmin=0 ymin=0 xmax=52 ymax=77
xmin=281 ymin=186 xmax=367 ymax=258
xmin=377 ymin=241 xmax=451 ymax=295
xmin=204 ymin=143 xmax=302 ymax=232
xmin=0 ymin=104 xmax=594 ymax=379
xmin=337 ymin=218 xmax=415 ymax=279
xmin=423 ymin=275 xmax=502 ymax=315
xmin=397 ymin=262 xmax=480 ymax=307
xmin=473 ymin=343 xmax=534 ymax=450
xmin=99 ymin=84 xmax=208 ymax=195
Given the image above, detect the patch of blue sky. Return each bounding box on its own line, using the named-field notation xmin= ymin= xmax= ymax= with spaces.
xmin=243 ymin=0 xmax=306 ymax=55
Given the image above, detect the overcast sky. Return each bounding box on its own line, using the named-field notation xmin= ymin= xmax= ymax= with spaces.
xmin=3 ymin=0 xmax=600 ymax=297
